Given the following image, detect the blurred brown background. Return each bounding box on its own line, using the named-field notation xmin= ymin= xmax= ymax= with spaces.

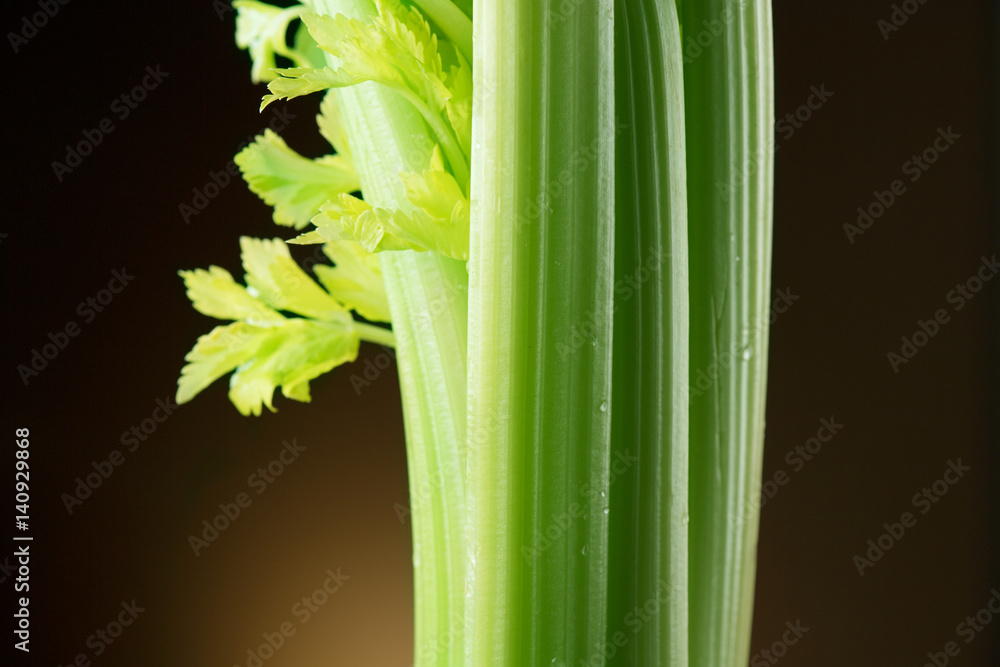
xmin=1 ymin=0 xmax=997 ymax=665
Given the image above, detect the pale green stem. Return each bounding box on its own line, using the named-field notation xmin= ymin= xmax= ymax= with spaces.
xmin=310 ymin=2 xmax=469 ymax=666
xmin=607 ymin=1 xmax=689 ymax=665
xmin=397 ymin=87 xmax=471 ymax=190
xmin=681 ymin=2 xmax=775 ymax=667
xmin=410 ymin=0 xmax=473 ymax=62
xmin=467 ymin=1 xmax=616 ymax=664
xmin=354 ymin=320 xmax=397 ymax=347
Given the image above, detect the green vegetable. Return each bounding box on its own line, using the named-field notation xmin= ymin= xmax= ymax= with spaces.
xmin=234 ymin=125 xmax=359 ymax=229
xmin=465 ymin=0 xmax=615 ymax=663
xmin=607 ymin=0 xmax=689 ymax=664
xmin=177 ymin=236 xmax=393 ymax=417
xmin=176 ymin=1 xmax=774 ymax=665
xmin=681 ymin=3 xmax=775 ymax=667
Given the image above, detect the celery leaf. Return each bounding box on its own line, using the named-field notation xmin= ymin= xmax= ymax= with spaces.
xmin=234 ymin=1 xmax=310 ymax=83
xmin=314 ymin=241 xmax=392 ymax=323
xmin=261 ymin=67 xmax=359 ymax=110
xmin=179 ymin=266 xmax=283 ymax=324
xmin=235 ymin=129 xmax=360 ymax=229
xmin=239 ymin=236 xmax=348 ymax=321
xmin=317 ymin=91 xmax=354 ymax=167
xmin=177 ymin=237 xmax=391 ymax=415
xmin=227 ymin=318 xmax=360 ymax=415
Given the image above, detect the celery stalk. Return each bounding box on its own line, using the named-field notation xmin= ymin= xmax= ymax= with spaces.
xmin=680 ymin=2 xmax=775 ymax=667
xmin=466 ymin=1 xmax=616 ymax=664
xmin=410 ymin=0 xmax=473 ymax=60
xmin=607 ymin=0 xmax=689 ymax=665
xmin=311 ymin=2 xmax=469 ymax=665
xmin=207 ymin=1 xmax=775 ymax=664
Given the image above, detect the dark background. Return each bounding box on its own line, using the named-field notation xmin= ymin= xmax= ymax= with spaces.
xmin=1 ymin=0 xmax=997 ymax=665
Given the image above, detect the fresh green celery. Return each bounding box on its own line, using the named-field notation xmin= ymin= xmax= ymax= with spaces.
xmin=410 ymin=0 xmax=473 ymax=60
xmin=183 ymin=1 xmax=776 ymax=664
xmin=310 ymin=2 xmax=470 ymax=665
xmin=680 ymin=2 xmax=775 ymax=667
xmin=607 ymin=0 xmax=688 ymax=665
xmin=466 ymin=1 xmax=616 ymax=664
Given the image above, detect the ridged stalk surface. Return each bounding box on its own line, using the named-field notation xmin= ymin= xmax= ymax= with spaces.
xmin=313 ymin=2 xmax=469 ymax=666
xmin=607 ymin=0 xmax=689 ymax=665
xmin=679 ymin=2 xmax=775 ymax=666
xmin=466 ymin=1 xmax=616 ymax=663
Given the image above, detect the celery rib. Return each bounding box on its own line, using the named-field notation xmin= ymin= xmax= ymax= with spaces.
xmin=312 ymin=3 xmax=470 ymax=666
xmin=410 ymin=0 xmax=473 ymax=61
xmin=607 ymin=1 xmax=689 ymax=665
xmin=680 ymin=2 xmax=775 ymax=667
xmin=467 ymin=1 xmax=616 ymax=664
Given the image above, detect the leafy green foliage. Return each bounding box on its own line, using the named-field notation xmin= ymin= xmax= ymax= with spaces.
xmin=260 ymin=66 xmax=358 ymax=110
xmin=235 ymin=129 xmax=360 ymax=229
xmin=177 ymin=237 xmax=391 ymax=416
xmin=253 ymin=0 xmax=473 ymax=260
xmin=317 ymin=91 xmax=354 ymax=165
xmin=185 ymin=3 xmax=776 ymax=665
xmin=260 ymin=0 xmax=472 ymax=178
xmin=298 ymin=145 xmax=469 ymax=260
xmin=234 ymin=1 xmax=318 ymax=83
xmin=314 ymin=240 xmax=392 ymax=322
